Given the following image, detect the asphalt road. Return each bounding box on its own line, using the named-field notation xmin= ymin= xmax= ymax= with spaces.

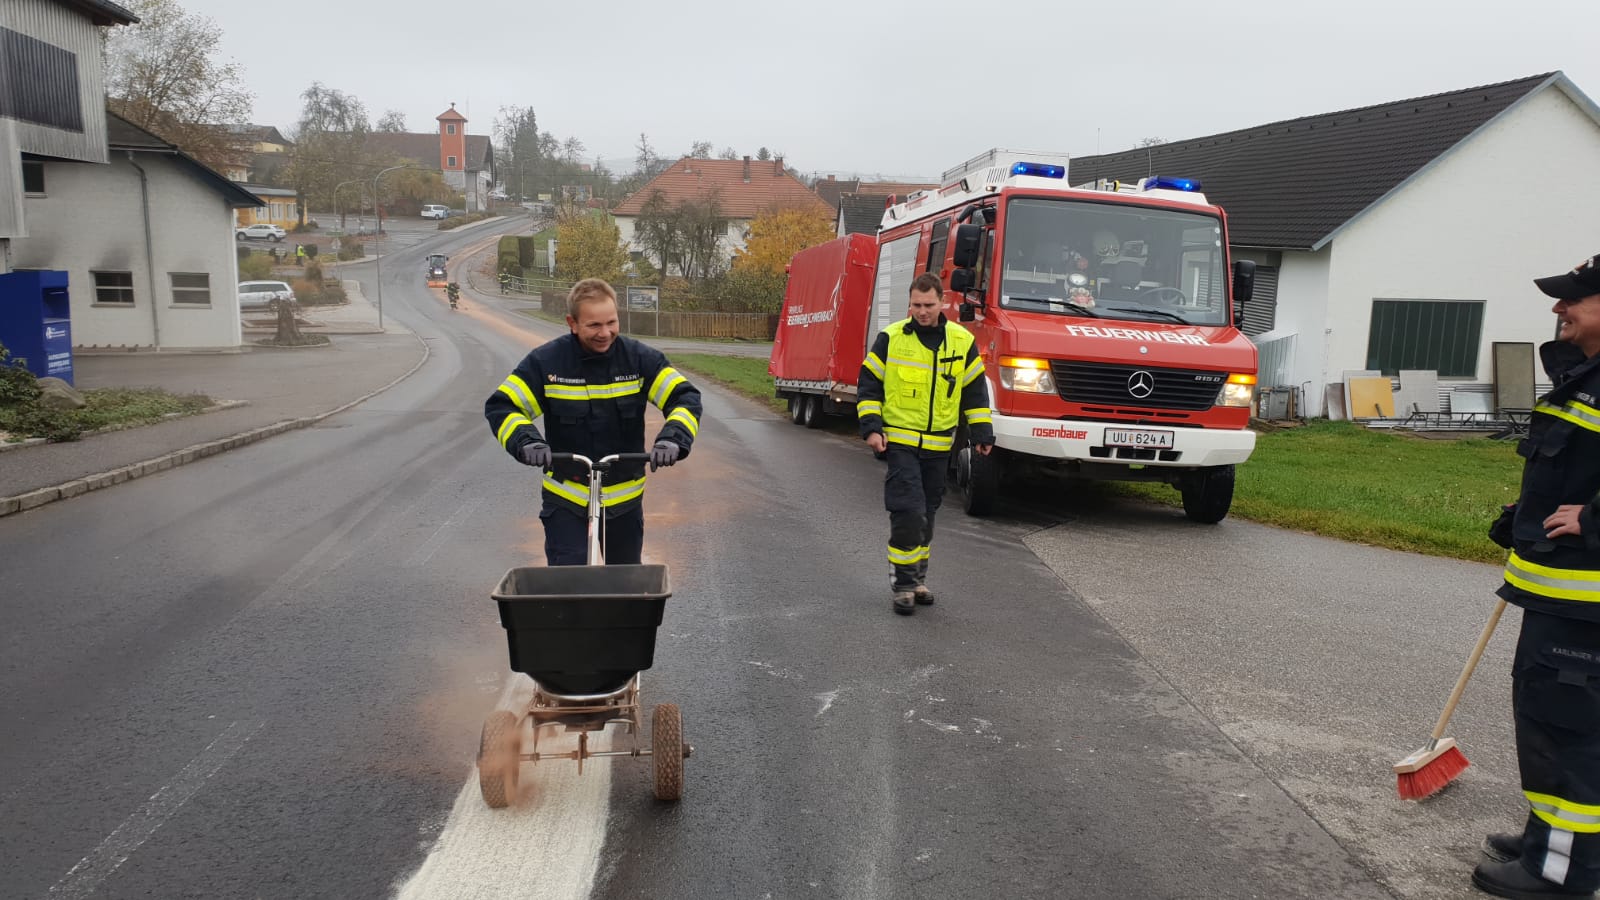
xmin=0 ymin=222 xmax=1514 ymax=899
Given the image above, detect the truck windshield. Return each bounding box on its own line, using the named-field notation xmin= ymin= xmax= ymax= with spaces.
xmin=999 ymin=198 xmax=1227 ymax=326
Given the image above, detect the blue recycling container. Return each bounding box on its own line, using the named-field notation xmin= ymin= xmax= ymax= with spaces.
xmin=0 ymin=269 xmax=73 ymax=385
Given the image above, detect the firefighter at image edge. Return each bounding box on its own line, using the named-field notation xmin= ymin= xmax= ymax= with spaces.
xmin=1478 ymin=252 xmax=1600 ymax=899
xmin=484 ymin=277 xmax=703 ymax=566
xmin=858 ymin=271 xmax=994 ymax=616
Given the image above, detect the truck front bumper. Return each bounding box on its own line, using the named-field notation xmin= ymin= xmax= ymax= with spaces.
xmin=992 ymin=412 xmax=1256 ymax=469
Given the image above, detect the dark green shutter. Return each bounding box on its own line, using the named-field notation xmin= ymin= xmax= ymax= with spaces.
xmin=1365 ymin=300 xmax=1484 ymax=377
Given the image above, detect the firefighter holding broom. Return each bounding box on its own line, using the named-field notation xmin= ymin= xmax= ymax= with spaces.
xmin=1472 ymin=254 xmax=1600 ymax=898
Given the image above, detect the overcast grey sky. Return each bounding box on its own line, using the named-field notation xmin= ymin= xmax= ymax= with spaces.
xmin=181 ymin=0 xmax=1600 ymax=181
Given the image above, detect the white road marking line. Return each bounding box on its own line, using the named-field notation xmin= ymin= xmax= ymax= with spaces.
xmin=407 ymin=499 xmax=483 ymax=567
xmin=48 ymin=719 xmax=265 ymax=899
xmin=392 ymin=676 xmax=613 ymax=900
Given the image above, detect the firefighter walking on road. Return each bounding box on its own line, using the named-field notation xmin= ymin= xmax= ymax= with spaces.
xmin=858 ymin=272 xmax=994 ymax=616
xmin=484 ymin=278 xmax=703 ymax=565
xmin=1476 ymin=253 xmax=1600 ymax=899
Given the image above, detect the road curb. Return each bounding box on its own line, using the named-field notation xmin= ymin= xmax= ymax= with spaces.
xmin=0 ymin=332 xmax=432 ymax=519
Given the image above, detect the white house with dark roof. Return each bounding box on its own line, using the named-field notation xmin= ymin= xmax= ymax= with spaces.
xmin=11 ymin=111 xmax=262 ymax=349
xmin=1071 ymin=72 xmax=1600 ymax=416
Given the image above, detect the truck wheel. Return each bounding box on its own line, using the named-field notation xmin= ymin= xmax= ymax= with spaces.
xmin=961 ymin=446 xmax=1003 ymax=517
xmin=1180 ymin=465 xmax=1235 ymax=524
xmin=788 ymin=395 xmax=805 ymax=425
xmin=801 ymin=395 xmax=825 ymax=429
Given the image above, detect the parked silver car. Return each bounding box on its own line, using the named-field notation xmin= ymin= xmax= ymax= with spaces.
xmin=236 ymin=223 xmax=287 ymax=241
xmin=237 ymin=280 xmax=295 ymax=312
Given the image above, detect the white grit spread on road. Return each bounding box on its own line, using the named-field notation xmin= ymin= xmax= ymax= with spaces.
xmin=392 ymin=675 xmax=612 ymax=900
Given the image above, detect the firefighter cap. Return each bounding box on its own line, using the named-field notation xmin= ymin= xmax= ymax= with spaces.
xmin=1535 ymin=253 xmax=1600 ymax=300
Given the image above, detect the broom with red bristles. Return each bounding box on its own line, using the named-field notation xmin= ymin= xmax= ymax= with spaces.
xmin=1394 ymin=599 xmax=1508 ymax=800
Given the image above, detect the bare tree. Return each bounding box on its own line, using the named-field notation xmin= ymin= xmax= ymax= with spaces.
xmin=376 ymin=110 xmax=408 ymax=133
xmin=688 ymin=141 xmax=713 ymax=160
xmin=718 ymin=146 xmax=739 ymax=160
xmin=1137 ymin=136 xmax=1167 ymax=147
xmin=284 ymin=83 xmax=369 ymax=226
xmin=104 ymin=0 xmax=254 ymax=172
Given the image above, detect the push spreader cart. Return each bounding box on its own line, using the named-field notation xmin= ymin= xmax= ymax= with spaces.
xmin=477 ymin=453 xmax=691 ymax=808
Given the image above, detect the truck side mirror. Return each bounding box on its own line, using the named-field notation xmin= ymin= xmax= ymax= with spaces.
xmin=1231 ymin=259 xmax=1256 ymax=325
xmin=952 ymin=224 xmax=983 ymax=269
xmin=950 ymin=267 xmax=976 ymax=294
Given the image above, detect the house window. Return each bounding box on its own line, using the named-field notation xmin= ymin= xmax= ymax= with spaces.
xmin=447 ymin=155 xmax=457 ymax=167
xmin=170 ymin=272 xmax=210 ymax=305
xmin=1366 ymin=299 xmax=1485 ymax=378
xmin=22 ymin=159 xmax=44 ymax=194
xmin=447 ymin=124 xmax=456 ymax=135
xmin=93 ymin=271 xmax=135 ymax=305
xmin=925 ymin=219 xmax=950 ymax=274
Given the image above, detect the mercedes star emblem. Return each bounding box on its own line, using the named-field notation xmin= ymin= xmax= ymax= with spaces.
xmin=1127 ymin=370 xmax=1155 ymax=399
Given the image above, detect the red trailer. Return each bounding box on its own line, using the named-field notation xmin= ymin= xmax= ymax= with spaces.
xmin=768 ymin=232 xmax=879 ymax=427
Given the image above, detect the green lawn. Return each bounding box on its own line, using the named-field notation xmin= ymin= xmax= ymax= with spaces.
xmin=672 ymin=353 xmax=787 ymax=414
xmin=665 ymin=353 xmax=1524 ymax=563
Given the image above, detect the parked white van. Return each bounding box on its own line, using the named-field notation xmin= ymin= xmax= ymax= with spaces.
xmin=420 ymin=205 xmax=450 ymax=220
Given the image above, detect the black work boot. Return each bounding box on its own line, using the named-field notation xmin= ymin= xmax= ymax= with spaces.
xmin=1482 ymin=833 xmax=1523 ymax=864
xmin=1471 ymin=858 xmax=1597 ymax=898
xmin=892 ymin=591 xmax=916 ymax=616
xmin=913 ymin=585 xmax=935 ymax=605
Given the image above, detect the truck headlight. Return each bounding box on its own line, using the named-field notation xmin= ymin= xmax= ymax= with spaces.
xmin=1218 ymin=373 xmax=1256 ymax=407
xmin=999 ymin=357 xmax=1056 ymax=394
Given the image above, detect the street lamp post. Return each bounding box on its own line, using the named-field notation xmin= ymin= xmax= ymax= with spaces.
xmin=371 ymin=164 xmax=408 ymax=331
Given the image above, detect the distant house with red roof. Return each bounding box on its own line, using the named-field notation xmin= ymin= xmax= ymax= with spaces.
xmin=611 ymin=156 xmax=833 ymax=274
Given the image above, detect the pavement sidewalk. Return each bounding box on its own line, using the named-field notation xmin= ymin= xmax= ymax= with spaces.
xmin=0 ymin=281 xmax=427 ymax=517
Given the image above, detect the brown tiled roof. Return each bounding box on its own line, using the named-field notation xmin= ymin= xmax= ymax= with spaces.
xmin=1070 ymin=73 xmax=1563 ymax=250
xmin=359 ymin=132 xmax=493 ymax=172
xmin=613 ymin=157 xmax=834 ymax=219
xmin=813 ymin=178 xmax=860 ymax=210
xmin=814 ymin=178 xmax=935 ymax=211
xmin=436 ymin=105 xmax=468 ymax=122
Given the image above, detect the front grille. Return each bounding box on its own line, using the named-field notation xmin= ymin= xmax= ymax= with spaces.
xmin=1051 ymin=361 xmax=1223 ymax=412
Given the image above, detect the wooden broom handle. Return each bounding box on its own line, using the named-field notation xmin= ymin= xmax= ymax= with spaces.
xmin=1430 ymin=599 xmax=1508 ymax=742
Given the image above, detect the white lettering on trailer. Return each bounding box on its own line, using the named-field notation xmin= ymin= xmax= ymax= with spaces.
xmin=1063 ymin=324 xmax=1208 ymax=346
xmin=786 ymin=309 xmax=837 ymax=327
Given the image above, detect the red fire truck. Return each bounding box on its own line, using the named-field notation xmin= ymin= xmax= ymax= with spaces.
xmin=769 ymin=148 xmax=1259 ymax=523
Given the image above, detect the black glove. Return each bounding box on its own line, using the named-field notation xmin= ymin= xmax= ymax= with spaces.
xmin=650 ymin=440 xmax=680 ymax=472
xmin=1489 ymin=503 xmax=1516 ymax=549
xmin=519 ymin=441 xmax=552 ymax=468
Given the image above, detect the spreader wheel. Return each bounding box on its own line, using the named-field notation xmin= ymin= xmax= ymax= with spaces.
xmin=652 ymin=703 xmax=685 ymax=801
xmin=478 ymin=710 xmax=522 ymax=809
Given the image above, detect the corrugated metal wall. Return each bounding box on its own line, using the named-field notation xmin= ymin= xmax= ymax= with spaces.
xmin=1365 ymin=299 xmax=1486 ymax=377
xmin=0 ymin=120 xmax=23 ymax=240
xmin=1241 ymin=265 xmax=1278 ymax=336
xmin=0 ymin=0 xmax=108 ymax=164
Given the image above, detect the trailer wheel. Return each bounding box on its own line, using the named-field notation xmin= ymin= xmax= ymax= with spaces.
xmin=801 ymin=395 xmax=825 ymax=429
xmin=477 ymin=711 xmax=522 ymax=809
xmin=1180 ymin=465 xmax=1235 ymax=524
xmin=961 ymin=445 xmax=1003 ymax=517
xmin=788 ymin=395 xmax=806 ymax=425
xmin=652 ymin=704 xmax=685 ymax=801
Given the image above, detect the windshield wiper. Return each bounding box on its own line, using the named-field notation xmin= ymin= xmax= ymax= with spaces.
xmin=1106 ymin=306 xmax=1190 ymax=326
xmin=1010 ymin=296 xmax=1098 ymax=317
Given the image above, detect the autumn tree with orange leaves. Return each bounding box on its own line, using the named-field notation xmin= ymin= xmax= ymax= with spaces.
xmin=732 ymin=208 xmax=835 ymax=276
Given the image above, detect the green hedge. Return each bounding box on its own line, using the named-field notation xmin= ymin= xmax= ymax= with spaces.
xmin=498 ymin=235 xmax=521 ymax=275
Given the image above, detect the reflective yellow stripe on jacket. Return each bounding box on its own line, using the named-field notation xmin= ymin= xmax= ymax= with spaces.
xmin=649 ymin=367 xmax=688 ymax=407
xmin=497 ymin=374 xmax=542 ymax=419
xmin=545 ymin=379 xmax=643 ymax=401
xmin=542 ymin=474 xmax=648 ymax=508
xmin=1537 ymin=398 xmax=1600 ymax=433
xmin=884 ymin=426 xmax=954 ymax=452
xmin=497 ymin=413 xmax=533 ymax=449
xmin=1504 ymin=552 xmax=1600 ymax=604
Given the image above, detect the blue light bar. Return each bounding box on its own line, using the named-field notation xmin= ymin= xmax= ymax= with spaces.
xmin=1143 ymin=175 xmax=1202 ymax=192
xmin=1011 ymin=162 xmax=1065 ymax=179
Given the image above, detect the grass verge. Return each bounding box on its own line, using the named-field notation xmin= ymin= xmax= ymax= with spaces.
xmin=659 ymin=354 xmax=1524 ymax=563
xmin=671 ymin=353 xmax=787 ymax=415
xmin=1110 ymin=420 xmax=1521 ymax=562
xmin=2 ymin=388 xmax=215 ymax=442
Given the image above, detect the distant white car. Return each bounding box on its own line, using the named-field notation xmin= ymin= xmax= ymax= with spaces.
xmin=420 ymin=204 xmax=451 ymax=220
xmin=236 ymin=223 xmax=286 ymax=241
xmin=237 ymin=280 xmax=295 ymax=312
